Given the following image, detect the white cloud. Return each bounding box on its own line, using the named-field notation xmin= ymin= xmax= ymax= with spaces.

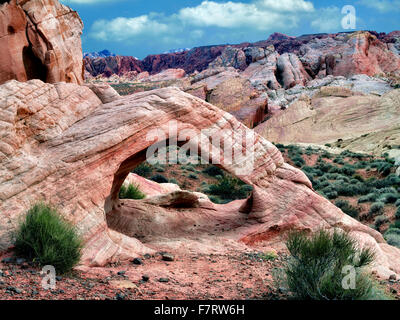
xmin=311 ymin=7 xmax=341 ymax=32
xmin=91 ymin=15 xmax=170 ymax=41
xmin=178 ymin=0 xmax=315 ymax=30
xmin=92 ymin=0 xmax=357 ymax=45
xmin=357 ymin=0 xmax=400 ymax=13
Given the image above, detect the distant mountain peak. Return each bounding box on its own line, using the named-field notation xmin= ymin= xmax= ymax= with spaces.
xmin=162 ymin=48 xmax=191 ymax=54
xmin=83 ymin=50 xmax=116 ymax=59
xmin=267 ymin=32 xmax=295 ymax=41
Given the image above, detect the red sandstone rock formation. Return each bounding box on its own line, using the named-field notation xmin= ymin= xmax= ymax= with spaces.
xmin=0 ymin=0 xmax=84 ymax=85
xmin=147 ymin=68 xmax=186 ymax=81
xmin=1 ymin=81 xmax=400 ymax=278
xmin=84 ymin=56 xmax=143 ymax=78
xmin=84 ymin=31 xmax=400 ymax=85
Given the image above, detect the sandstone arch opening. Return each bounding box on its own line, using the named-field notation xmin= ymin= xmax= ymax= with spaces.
xmin=23 ymin=46 xmax=47 ymax=82
xmin=105 ymin=143 xmax=253 ymax=245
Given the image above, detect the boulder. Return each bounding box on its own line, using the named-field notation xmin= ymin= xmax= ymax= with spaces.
xmin=0 ymin=0 xmax=84 ymax=85
xmin=208 ymin=46 xmax=247 ymax=71
xmin=85 ymin=83 xmax=120 ymax=104
xmin=276 ymin=53 xmax=311 ymax=89
xmin=148 ymin=68 xmax=186 ymax=81
xmin=207 ymin=77 xmax=268 ymax=128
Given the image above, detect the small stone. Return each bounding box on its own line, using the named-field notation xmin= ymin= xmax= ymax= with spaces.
xmin=132 ymin=258 xmax=143 ymax=265
xmin=143 ymin=254 xmax=152 ymax=259
xmin=158 ymin=278 xmax=169 ymax=283
xmin=162 ymin=253 xmax=174 ymax=262
xmin=15 ymin=258 xmax=26 ymax=265
xmin=117 ymin=271 xmax=126 ymax=276
xmin=142 ymin=275 xmax=150 ymax=282
xmin=115 ymin=293 xmax=125 ymax=300
xmin=56 ymin=276 xmax=63 ymax=281
xmin=1 ymin=257 xmax=14 ymax=264
xmin=389 ymin=274 xmax=397 ymax=281
xmin=7 ymin=286 xmax=22 ymax=294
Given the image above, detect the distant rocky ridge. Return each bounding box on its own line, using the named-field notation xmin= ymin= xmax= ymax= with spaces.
xmin=83 ymin=49 xmax=116 ymax=59
xmin=84 ymin=30 xmax=400 ymax=79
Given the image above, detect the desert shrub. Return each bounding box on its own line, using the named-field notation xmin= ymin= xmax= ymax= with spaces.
xmin=378 ymin=193 xmax=399 ymax=204
xmin=325 ymin=191 xmax=339 ymax=200
xmin=208 ymin=195 xmax=223 ymax=204
xmin=390 ymin=221 xmax=400 ymax=229
xmin=283 ymin=230 xmax=383 ymax=300
xmin=169 ymin=178 xmax=178 ymax=185
xmin=335 ymin=200 xmax=359 ymax=219
xmin=260 ymin=251 xmax=278 ymax=261
xmin=333 ymin=157 xmax=345 ymax=165
xmin=358 ymin=191 xmax=382 ymax=203
xmin=352 ymin=174 xmax=364 ymax=182
xmin=150 ymin=174 xmax=169 ymax=183
xmin=119 ymin=183 xmax=146 ymax=200
xmin=202 ymin=166 xmax=224 ymax=177
xmin=133 ymin=162 xmax=153 ymax=177
xmin=396 ymin=207 xmax=400 ymax=220
xmin=395 ymin=199 xmax=400 ymax=207
xmin=369 ymin=202 xmax=385 ymax=217
xmin=291 ymin=155 xmax=305 ymax=167
xmin=374 ymin=215 xmax=389 ymax=230
xmin=339 ymin=165 xmax=356 ymax=176
xmin=207 ymin=176 xmax=251 ymax=200
xmin=188 ymin=173 xmax=199 ymax=180
xmin=377 ymin=163 xmax=393 ymax=176
xmin=14 ymin=203 xmax=82 ymax=274
xmin=384 ymin=231 xmax=400 ymax=248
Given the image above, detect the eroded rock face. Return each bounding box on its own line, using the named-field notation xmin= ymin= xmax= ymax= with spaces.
xmin=1 ymin=81 xmax=400 ymax=278
xmin=84 ymin=56 xmax=143 ymax=78
xmin=255 ymin=88 xmax=400 ymax=152
xmin=148 ymin=68 xmax=186 ymax=82
xmin=299 ymin=32 xmax=400 ymax=78
xmin=208 ymin=46 xmax=248 ymax=71
xmin=0 ymin=0 xmax=84 ymax=85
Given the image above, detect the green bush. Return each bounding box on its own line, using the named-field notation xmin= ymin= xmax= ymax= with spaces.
xmin=396 ymin=207 xmax=400 ymax=220
xmin=384 ymin=230 xmax=400 ymax=248
xmin=188 ymin=173 xmax=199 ymax=180
xmin=133 ymin=162 xmax=153 ymax=177
xmin=369 ymin=202 xmax=385 ymax=217
xmin=395 ymin=199 xmax=400 ymax=207
xmin=283 ymin=230 xmax=384 ymax=300
xmin=207 ymin=176 xmax=251 ymax=200
xmin=202 ymin=166 xmax=224 ymax=177
xmin=14 ymin=203 xmax=82 ymax=274
xmin=374 ymin=215 xmax=389 ymax=230
xmin=150 ymin=174 xmax=169 ymax=183
xmin=379 ymin=193 xmax=399 ymax=204
xmin=335 ymin=200 xmax=359 ymax=219
xmin=119 ymin=183 xmax=146 ymax=200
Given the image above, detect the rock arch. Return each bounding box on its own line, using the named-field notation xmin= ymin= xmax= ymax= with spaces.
xmin=1 ymin=81 xmax=400 ymax=278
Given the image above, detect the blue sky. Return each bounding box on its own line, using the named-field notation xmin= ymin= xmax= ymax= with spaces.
xmin=60 ymin=0 xmax=400 ymax=59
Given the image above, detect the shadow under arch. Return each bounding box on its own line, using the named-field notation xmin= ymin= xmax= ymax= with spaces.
xmin=104 ymin=133 xmax=258 ymax=217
